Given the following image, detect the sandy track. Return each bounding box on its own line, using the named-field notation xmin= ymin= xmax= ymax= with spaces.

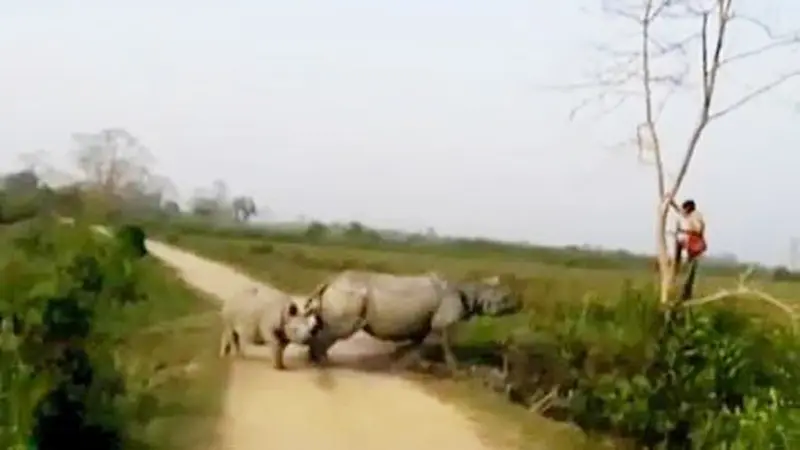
xmin=145 ymin=239 xmax=497 ymax=450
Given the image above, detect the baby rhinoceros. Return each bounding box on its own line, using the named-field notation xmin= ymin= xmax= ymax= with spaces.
xmin=304 ymin=271 xmax=522 ymax=371
xmin=219 ymin=284 xmax=322 ymax=370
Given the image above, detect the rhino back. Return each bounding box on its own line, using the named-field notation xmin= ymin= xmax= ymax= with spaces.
xmin=359 ymin=273 xmax=443 ymax=340
xmin=223 ymin=286 xmax=289 ymax=343
xmin=316 ymin=272 xmax=370 ymax=339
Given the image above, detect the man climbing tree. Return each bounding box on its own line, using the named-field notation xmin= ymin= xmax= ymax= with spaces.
xmin=667 ymin=193 xmax=707 ymax=299
xmin=670 ymin=196 xmax=707 ymax=273
xmin=561 ymin=0 xmax=799 ymax=305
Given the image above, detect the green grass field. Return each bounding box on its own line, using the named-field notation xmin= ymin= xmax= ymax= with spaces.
xmin=158 ymin=232 xmax=800 ymax=323
xmin=152 ymin=229 xmax=800 ymax=449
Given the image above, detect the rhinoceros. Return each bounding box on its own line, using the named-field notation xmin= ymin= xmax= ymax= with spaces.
xmin=303 ymin=270 xmax=521 ymax=370
xmin=219 ymin=284 xmax=322 ymax=370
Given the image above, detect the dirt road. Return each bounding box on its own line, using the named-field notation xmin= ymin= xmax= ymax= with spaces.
xmin=145 ymin=240 xmax=498 ymax=450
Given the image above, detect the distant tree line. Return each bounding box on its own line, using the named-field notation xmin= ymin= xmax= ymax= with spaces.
xmin=1 ymin=128 xmax=260 ymax=226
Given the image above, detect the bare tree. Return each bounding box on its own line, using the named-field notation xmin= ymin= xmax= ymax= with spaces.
xmin=211 ymin=179 xmax=229 ymax=207
xmin=567 ymin=0 xmax=799 ymax=307
xmin=72 ymin=128 xmax=155 ymax=200
xmin=69 ymin=128 xmax=184 ymax=219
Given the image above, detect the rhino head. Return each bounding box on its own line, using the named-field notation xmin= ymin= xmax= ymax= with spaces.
xmin=281 ymin=295 xmax=324 ymax=344
xmin=457 ymin=277 xmax=522 ymax=317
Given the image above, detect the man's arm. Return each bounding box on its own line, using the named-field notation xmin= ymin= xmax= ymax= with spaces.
xmin=668 ymin=198 xmax=681 ymax=214
xmin=663 ymin=191 xmax=681 ymax=214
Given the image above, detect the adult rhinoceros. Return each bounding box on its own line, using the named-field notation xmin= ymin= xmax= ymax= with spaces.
xmin=303 ymin=270 xmax=521 ymax=371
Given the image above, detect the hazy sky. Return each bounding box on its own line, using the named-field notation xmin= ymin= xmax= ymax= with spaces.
xmin=1 ymin=1 xmax=799 ymax=264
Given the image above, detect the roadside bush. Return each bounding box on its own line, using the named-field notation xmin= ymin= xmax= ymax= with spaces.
xmin=0 ymin=191 xmax=50 ymax=225
xmin=772 ymin=266 xmax=800 ymax=282
xmin=0 ymin=219 xmax=157 ymax=449
xmin=0 ymin=319 xmax=51 ymax=450
xmin=495 ymin=287 xmax=800 ymax=448
xmin=116 ymin=224 xmax=148 ymax=258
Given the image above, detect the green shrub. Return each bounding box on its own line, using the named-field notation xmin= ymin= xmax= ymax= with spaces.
xmin=0 ymin=219 xmax=152 ymax=449
xmin=498 ymin=287 xmax=800 ymax=448
xmin=116 ymin=224 xmax=148 ymax=258
xmin=0 ymin=319 xmax=51 ymax=450
xmin=772 ymin=266 xmax=800 ymax=282
xmin=0 ymin=192 xmax=47 ymax=225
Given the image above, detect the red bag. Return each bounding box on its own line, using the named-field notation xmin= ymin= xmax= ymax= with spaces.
xmin=685 ymin=233 xmax=707 ymax=258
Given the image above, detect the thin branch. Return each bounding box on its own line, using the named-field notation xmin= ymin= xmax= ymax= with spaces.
xmin=681 ymin=266 xmax=798 ymax=326
xmin=701 ymin=12 xmax=710 ymax=94
xmin=570 ymin=0 xmax=799 ymax=208
xmin=667 ymin=0 xmax=731 ymax=197
xmin=721 ymin=37 xmax=800 ymax=66
xmin=709 ymin=71 xmax=800 ymax=120
xmin=529 ymin=386 xmax=560 ymax=413
xmin=641 ymin=0 xmax=667 ymax=198
xmin=653 ymin=75 xmax=682 ymax=120
xmin=647 ymin=31 xmax=701 ymax=59
xmin=568 ymin=90 xmax=633 ymax=122
xmin=733 ymin=14 xmax=797 ymax=40
xmin=682 ymin=288 xmax=797 ymax=325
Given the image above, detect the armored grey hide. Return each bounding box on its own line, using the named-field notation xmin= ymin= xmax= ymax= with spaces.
xmin=303 ymin=270 xmax=521 ymax=370
xmin=219 ymin=285 xmax=321 ymax=370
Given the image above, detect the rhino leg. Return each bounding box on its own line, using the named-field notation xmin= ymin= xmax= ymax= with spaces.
xmin=389 ymin=335 xmax=427 ymax=372
xmin=430 ymin=299 xmax=463 ymax=372
xmin=271 ymin=341 xmax=288 ymax=370
xmin=440 ymin=327 xmax=459 ymax=372
xmin=219 ymin=328 xmax=242 ymax=358
xmin=308 ymin=335 xmax=336 ymax=366
xmin=219 ymin=328 xmax=232 ymax=358
xmin=233 ymin=330 xmax=244 ymax=356
xmin=271 ymin=330 xmax=290 ymax=370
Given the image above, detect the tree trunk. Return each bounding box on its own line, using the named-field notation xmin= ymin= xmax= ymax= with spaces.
xmin=656 ymin=202 xmax=674 ymax=305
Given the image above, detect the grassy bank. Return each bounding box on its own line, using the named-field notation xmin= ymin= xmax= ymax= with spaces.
xmin=156 ymin=230 xmax=800 ymax=449
xmin=0 ymin=220 xmax=225 ymax=449
xmin=122 ymin=257 xmax=225 ymax=449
